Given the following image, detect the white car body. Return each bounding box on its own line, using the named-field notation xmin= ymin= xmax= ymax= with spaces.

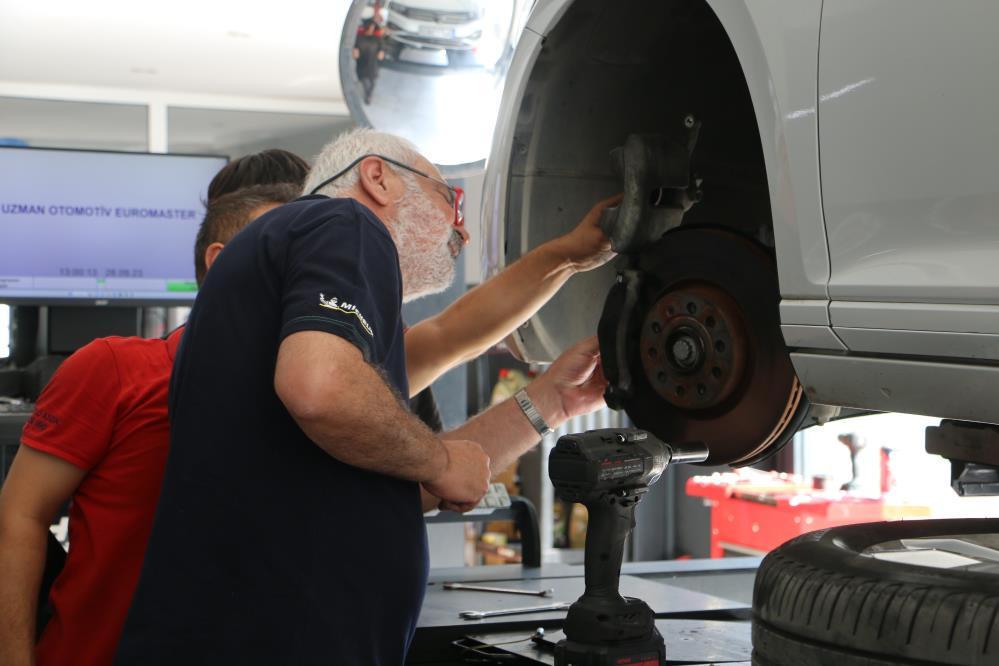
xmin=386 ymin=0 xmax=484 ymax=52
xmin=483 ymin=0 xmax=999 ymax=426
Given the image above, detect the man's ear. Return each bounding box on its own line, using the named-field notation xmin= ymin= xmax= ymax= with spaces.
xmin=204 ymin=242 xmax=225 ymax=273
xmin=356 ymin=156 xmax=396 ymax=206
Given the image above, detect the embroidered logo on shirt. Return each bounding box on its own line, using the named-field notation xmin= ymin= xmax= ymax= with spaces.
xmin=319 ymin=293 xmax=374 ymax=337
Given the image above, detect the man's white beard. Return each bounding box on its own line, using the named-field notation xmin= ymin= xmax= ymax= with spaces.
xmin=391 ymin=178 xmax=459 ymax=303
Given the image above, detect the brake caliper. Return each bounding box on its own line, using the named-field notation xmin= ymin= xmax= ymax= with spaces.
xmin=598 ymin=118 xmax=702 ymax=409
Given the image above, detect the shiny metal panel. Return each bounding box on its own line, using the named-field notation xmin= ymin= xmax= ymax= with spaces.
xmin=834 ymin=327 xmax=999 ymax=362
xmin=780 ymin=299 xmax=829 ymax=326
xmin=707 ymin=0 xmax=828 ymax=301
xmin=791 ymin=352 xmax=999 ymax=425
xmin=831 ymin=301 xmax=999 ymax=335
xmin=781 ymin=324 xmax=847 ymax=351
xmin=481 ymin=27 xmax=545 ymax=285
xmin=820 ymin=1 xmax=999 ymax=304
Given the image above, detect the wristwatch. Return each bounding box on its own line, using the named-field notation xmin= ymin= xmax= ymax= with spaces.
xmin=514 ymin=388 xmax=553 ymax=437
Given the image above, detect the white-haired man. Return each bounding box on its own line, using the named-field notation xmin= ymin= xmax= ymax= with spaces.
xmin=116 ymin=130 xmax=618 ymax=665
xmin=305 ymin=129 xmax=619 ymax=400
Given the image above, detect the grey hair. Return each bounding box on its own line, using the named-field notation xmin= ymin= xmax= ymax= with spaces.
xmin=303 ymin=128 xmax=423 ymax=197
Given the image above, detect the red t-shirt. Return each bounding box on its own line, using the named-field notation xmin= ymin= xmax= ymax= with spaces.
xmin=22 ymin=328 xmax=182 ymax=666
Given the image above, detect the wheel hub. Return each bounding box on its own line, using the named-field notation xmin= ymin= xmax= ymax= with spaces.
xmin=640 ymin=284 xmax=747 ymax=411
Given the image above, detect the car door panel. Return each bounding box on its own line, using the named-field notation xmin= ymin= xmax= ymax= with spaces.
xmin=820 ymin=1 xmax=999 ymax=353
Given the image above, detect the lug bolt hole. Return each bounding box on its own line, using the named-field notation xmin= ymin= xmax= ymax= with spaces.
xmin=676 ymin=386 xmax=686 ymax=396
xmin=697 ymin=384 xmax=707 ymax=396
xmin=651 ymin=322 xmax=662 ymax=334
xmin=687 ymin=302 xmax=697 ymax=315
xmin=705 ymin=316 xmax=716 ymax=328
xmin=648 ymin=347 xmax=657 ymax=358
xmin=657 ymin=372 xmax=667 ymax=383
xmin=715 ymin=340 xmax=726 ymax=353
xmin=711 ymin=366 xmax=722 ymax=379
xmin=666 ymin=306 xmax=675 ymax=316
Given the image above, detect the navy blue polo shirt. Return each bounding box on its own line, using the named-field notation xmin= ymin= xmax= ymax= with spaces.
xmin=116 ymin=197 xmax=427 ymax=665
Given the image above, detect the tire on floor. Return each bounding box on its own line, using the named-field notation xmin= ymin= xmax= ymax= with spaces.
xmin=752 ymin=518 xmax=999 ymax=666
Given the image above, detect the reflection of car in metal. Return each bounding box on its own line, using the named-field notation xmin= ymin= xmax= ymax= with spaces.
xmin=483 ymin=0 xmax=999 ymax=468
xmin=386 ymin=0 xmax=484 ymax=55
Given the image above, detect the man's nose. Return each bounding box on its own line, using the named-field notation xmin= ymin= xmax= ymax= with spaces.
xmin=454 ymin=223 xmax=470 ymax=245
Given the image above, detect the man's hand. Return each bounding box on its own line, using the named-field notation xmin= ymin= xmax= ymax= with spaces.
xmin=423 ymin=439 xmax=491 ymax=513
xmin=437 ymin=338 xmax=606 ymax=480
xmin=528 ymin=336 xmax=608 ymax=427
xmin=549 ymin=194 xmax=622 ymax=274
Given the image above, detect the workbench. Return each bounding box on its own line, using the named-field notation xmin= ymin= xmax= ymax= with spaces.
xmin=410 ymin=557 xmax=758 ymax=665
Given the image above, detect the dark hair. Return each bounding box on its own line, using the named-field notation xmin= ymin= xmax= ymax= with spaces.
xmin=194 ymin=183 xmax=300 ymax=286
xmin=206 ymin=149 xmax=310 ymax=202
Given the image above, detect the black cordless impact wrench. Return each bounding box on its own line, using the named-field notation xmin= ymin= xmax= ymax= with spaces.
xmin=548 ymin=428 xmax=708 ymax=666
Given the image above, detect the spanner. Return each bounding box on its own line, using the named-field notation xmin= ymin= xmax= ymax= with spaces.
xmin=443 ymin=582 xmax=554 ymax=597
xmin=458 ymin=602 xmax=570 ymax=620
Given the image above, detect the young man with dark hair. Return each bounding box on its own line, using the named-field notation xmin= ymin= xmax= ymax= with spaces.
xmin=0 ymin=185 xmax=298 ymax=666
xmin=205 ymin=148 xmax=310 ymax=202
xmin=193 ymin=183 xmax=301 ymax=284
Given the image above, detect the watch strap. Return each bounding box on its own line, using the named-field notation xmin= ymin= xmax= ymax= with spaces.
xmin=514 ymin=388 xmax=553 ymax=437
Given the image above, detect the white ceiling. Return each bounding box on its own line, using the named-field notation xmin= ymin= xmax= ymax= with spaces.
xmin=0 ymin=0 xmax=352 ymax=101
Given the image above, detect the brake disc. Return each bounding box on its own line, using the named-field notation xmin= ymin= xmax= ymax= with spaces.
xmin=598 ymin=227 xmax=808 ymax=467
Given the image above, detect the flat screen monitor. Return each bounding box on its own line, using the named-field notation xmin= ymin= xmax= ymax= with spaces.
xmin=0 ymin=146 xmax=227 ymax=305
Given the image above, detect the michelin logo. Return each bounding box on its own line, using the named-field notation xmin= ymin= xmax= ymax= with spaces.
xmin=319 ymin=293 xmax=374 ymax=337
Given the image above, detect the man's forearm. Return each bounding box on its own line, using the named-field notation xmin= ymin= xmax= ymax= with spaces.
xmin=447 ymin=240 xmax=577 ymax=334
xmin=446 ymin=383 xmax=563 ymax=477
xmin=406 ymin=240 xmax=575 ymax=394
xmin=419 ymin=399 xmax=531 ymax=512
xmin=0 ymin=516 xmax=47 ymax=666
xmin=421 ymin=335 xmax=606 ymax=511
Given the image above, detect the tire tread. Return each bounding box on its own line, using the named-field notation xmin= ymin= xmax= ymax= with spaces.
xmin=753 ymin=520 xmax=999 ymax=666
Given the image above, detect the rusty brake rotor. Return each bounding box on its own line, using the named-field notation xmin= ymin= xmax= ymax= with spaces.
xmin=598 ymin=227 xmax=808 ymax=467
